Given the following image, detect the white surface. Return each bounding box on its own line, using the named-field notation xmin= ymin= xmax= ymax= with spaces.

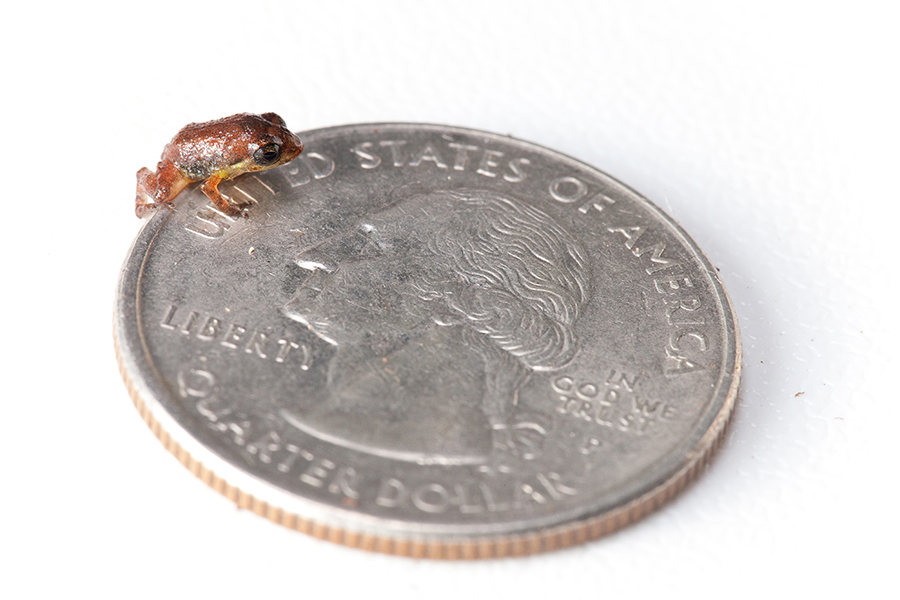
xmin=2 ymin=1 xmax=896 ymax=597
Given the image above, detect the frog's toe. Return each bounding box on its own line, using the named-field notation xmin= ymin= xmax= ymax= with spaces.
xmin=216 ymin=202 xmax=245 ymax=218
xmin=135 ymin=202 xmax=157 ymax=218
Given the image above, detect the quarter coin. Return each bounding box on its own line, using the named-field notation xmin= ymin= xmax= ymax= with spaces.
xmin=115 ymin=123 xmax=740 ymax=558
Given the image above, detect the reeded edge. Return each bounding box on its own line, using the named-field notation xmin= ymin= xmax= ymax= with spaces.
xmin=113 ymin=122 xmax=742 ymax=558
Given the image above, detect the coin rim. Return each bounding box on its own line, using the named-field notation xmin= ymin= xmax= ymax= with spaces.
xmin=113 ymin=122 xmax=741 ymax=558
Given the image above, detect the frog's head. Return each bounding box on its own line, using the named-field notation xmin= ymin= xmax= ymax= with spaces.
xmin=247 ymin=112 xmax=304 ymax=171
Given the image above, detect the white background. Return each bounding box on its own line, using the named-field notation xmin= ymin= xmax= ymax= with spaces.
xmin=2 ymin=1 xmax=896 ymax=597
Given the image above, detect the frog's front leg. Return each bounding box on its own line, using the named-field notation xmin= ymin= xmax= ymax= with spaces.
xmin=201 ymin=174 xmax=250 ymax=218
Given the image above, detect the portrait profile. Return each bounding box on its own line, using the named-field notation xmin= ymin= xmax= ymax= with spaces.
xmin=281 ymin=188 xmax=590 ymax=464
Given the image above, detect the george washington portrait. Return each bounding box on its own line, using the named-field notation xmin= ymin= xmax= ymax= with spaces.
xmin=281 ymin=189 xmax=590 ymax=464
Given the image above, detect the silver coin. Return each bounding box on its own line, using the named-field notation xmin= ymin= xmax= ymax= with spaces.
xmin=115 ymin=123 xmax=740 ymax=558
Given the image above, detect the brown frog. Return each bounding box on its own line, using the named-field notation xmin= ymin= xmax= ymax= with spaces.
xmin=135 ymin=112 xmax=303 ymax=218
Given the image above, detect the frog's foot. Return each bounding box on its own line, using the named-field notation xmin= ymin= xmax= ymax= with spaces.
xmin=217 ymin=198 xmax=252 ymax=218
xmin=135 ymin=201 xmax=159 ymax=218
xmin=135 ymin=167 xmax=158 ymax=218
xmin=202 ymin=175 xmax=253 ymax=218
xmin=220 ymin=196 xmax=254 ymax=218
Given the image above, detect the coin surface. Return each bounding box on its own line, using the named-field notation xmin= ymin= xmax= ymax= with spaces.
xmin=115 ymin=123 xmax=740 ymax=558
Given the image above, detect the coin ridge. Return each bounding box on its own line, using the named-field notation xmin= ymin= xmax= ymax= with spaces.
xmin=113 ymin=316 xmax=739 ymax=558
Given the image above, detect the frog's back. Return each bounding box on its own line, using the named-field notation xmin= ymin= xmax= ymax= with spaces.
xmin=166 ymin=115 xmax=254 ymax=180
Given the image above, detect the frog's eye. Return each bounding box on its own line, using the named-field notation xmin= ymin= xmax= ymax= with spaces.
xmin=254 ymin=143 xmax=282 ymax=165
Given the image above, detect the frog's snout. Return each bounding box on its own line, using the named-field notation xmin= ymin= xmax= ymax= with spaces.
xmin=284 ymin=132 xmax=304 ymax=161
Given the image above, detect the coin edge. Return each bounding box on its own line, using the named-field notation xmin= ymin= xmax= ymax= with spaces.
xmin=113 ymin=309 xmax=740 ymax=559
xmin=113 ymin=122 xmax=743 ymax=558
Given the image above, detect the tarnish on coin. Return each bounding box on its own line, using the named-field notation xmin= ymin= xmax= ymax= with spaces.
xmin=114 ymin=123 xmax=740 ymax=558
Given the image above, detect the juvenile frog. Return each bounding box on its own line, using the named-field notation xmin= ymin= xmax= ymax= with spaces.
xmin=135 ymin=112 xmax=303 ymax=218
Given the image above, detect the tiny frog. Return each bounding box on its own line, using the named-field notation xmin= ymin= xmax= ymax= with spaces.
xmin=135 ymin=112 xmax=303 ymax=218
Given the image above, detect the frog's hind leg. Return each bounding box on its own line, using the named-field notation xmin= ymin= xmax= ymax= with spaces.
xmin=134 ymin=163 xmax=191 ymax=218
xmin=134 ymin=167 xmax=158 ymax=218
